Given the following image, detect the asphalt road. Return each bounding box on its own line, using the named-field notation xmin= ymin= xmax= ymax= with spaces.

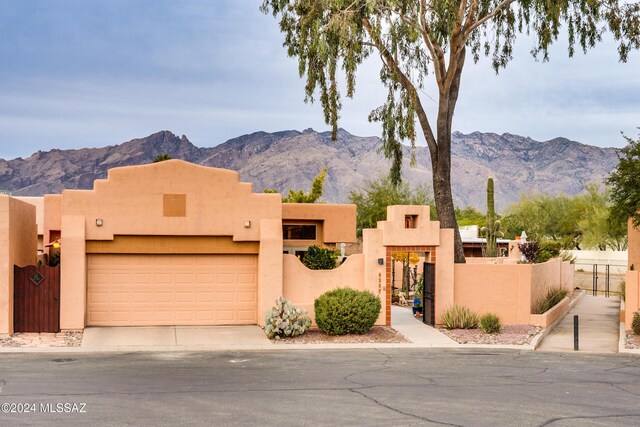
xmin=1 ymin=349 xmax=639 ymax=426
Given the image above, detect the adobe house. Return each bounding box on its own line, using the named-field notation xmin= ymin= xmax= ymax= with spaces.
xmin=1 ymin=160 xmax=574 ymax=335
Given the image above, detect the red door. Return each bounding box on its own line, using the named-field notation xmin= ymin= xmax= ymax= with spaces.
xmin=13 ymin=265 xmax=60 ymax=333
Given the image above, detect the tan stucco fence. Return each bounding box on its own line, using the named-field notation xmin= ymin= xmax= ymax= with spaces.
xmin=1 ymin=161 xmax=578 ymax=334
xmin=0 ymin=196 xmax=37 ymax=334
xmin=623 ymin=219 xmax=640 ymax=330
xmin=454 ymin=258 xmax=574 ymax=327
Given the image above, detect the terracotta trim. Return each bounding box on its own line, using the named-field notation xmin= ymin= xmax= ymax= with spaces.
xmin=86 ymin=235 xmax=260 ymax=254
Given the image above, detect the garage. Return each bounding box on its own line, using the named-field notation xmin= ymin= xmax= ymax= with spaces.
xmin=86 ymin=254 xmax=258 ymax=326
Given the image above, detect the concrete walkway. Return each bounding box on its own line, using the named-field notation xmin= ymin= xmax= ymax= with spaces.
xmin=391 ymin=305 xmax=459 ymax=346
xmin=81 ymin=325 xmax=273 ymax=351
xmin=537 ymin=294 xmax=620 ymax=353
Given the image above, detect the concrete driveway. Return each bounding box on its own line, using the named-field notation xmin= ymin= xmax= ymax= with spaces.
xmin=81 ymin=325 xmax=272 ymax=351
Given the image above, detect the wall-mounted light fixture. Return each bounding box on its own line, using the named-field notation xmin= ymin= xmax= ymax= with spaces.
xmin=244 ymin=221 xmax=251 ymax=228
xmin=96 ymin=218 xmax=103 ymax=227
xmin=377 ymin=258 xmax=384 ymax=266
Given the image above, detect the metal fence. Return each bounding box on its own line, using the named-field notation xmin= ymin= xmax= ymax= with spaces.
xmin=574 ymin=262 xmax=625 ymax=297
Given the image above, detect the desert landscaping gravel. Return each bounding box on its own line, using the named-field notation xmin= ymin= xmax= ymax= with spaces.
xmin=625 ymin=331 xmax=640 ymax=349
xmin=0 ymin=331 xmax=83 ymax=348
xmin=271 ymin=326 xmax=409 ymax=344
xmin=439 ymin=325 xmax=542 ymax=345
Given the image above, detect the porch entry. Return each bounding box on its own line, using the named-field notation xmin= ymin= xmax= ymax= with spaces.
xmin=386 ymin=246 xmax=437 ymax=326
xmin=14 ymin=264 xmax=60 ymax=333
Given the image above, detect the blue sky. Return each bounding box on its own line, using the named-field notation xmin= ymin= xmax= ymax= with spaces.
xmin=0 ymin=0 xmax=638 ymax=159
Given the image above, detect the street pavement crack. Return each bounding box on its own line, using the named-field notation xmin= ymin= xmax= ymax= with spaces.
xmin=348 ymin=387 xmax=462 ymax=426
xmin=538 ymin=413 xmax=640 ymax=426
xmin=340 ymin=349 xmax=461 ymax=426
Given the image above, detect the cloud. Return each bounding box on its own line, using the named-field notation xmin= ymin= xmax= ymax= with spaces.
xmin=0 ymin=0 xmax=638 ymax=159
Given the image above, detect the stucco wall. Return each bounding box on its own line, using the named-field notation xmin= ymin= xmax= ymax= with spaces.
xmin=378 ymin=205 xmax=440 ymax=247
xmin=60 ymin=215 xmax=86 ymax=330
xmin=0 ymin=196 xmax=37 ymax=334
xmin=282 ymin=203 xmax=357 ymax=244
xmin=258 ymin=218 xmax=284 ymax=327
xmin=625 ymin=270 xmax=639 ymax=330
xmin=362 ymin=228 xmax=387 ymax=325
xmin=530 ymin=259 xmax=564 ymax=310
xmin=628 ymin=219 xmax=640 ymax=272
xmin=454 ymin=262 xmax=532 ymax=325
xmin=44 ymin=194 xmax=62 ymax=244
xmin=282 ymin=254 xmax=366 ymax=324
xmin=62 ymin=160 xmax=282 ymax=242
xmin=453 ymin=258 xmax=574 ymax=325
xmin=15 ymin=197 xmax=44 ymax=236
xmin=435 ymin=229 xmax=455 ymax=323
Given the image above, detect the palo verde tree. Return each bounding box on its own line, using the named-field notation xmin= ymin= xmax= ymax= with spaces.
xmin=262 ymin=0 xmax=640 ymax=263
xmin=265 ymin=167 xmax=328 ymax=202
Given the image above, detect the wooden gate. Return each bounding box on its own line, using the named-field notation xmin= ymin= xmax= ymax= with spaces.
xmin=14 ymin=265 xmax=60 ymax=333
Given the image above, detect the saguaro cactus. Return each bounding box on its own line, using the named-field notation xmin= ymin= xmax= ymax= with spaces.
xmin=481 ymin=178 xmax=504 ymax=257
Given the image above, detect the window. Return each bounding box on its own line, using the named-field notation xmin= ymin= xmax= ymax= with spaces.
xmin=283 ymin=224 xmax=316 ymax=240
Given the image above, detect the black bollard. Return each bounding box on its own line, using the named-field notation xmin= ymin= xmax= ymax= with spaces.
xmin=573 ymin=315 xmax=579 ymax=351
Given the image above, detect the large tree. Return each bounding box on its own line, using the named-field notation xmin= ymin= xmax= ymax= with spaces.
xmin=262 ymin=0 xmax=640 ymax=262
xmin=348 ymin=175 xmax=434 ymax=237
xmin=608 ymin=132 xmax=640 ymax=228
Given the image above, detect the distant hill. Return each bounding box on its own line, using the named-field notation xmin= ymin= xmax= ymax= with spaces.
xmin=0 ymin=129 xmax=619 ymax=211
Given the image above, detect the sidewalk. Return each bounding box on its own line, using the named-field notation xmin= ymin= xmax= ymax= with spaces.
xmin=390 ymin=305 xmax=459 ymax=347
xmin=0 ymin=307 xmax=459 ymax=353
xmin=536 ymin=294 xmax=620 ymax=353
xmin=0 ymin=301 xmax=628 ymax=354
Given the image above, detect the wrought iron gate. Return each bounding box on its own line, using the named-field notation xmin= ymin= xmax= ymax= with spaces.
xmin=422 ymin=262 xmax=435 ymax=326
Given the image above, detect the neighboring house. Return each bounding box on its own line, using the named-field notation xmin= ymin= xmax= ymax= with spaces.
xmin=459 ymin=225 xmax=510 ymax=258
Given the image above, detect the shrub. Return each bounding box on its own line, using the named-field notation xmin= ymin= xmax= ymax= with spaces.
xmin=518 ymin=241 xmax=540 ymax=264
xmin=619 ymin=280 xmax=626 ymax=302
xmin=559 ymin=250 xmax=577 ymax=264
xmin=536 ymin=241 xmax=562 ymax=263
xmin=480 ymin=313 xmax=502 ymax=334
xmin=314 ymin=288 xmax=381 ymax=335
xmin=632 ymin=312 xmax=640 ymax=335
xmin=440 ymin=305 xmax=479 ymax=329
xmin=532 ymin=286 xmax=569 ymax=314
xmin=302 ymin=245 xmax=338 ymax=270
xmin=264 ymin=297 xmax=311 ymax=339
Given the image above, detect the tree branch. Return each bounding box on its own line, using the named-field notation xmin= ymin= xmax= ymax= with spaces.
xmin=362 ymin=17 xmax=438 ymax=161
xmin=463 ymin=0 xmax=517 ymax=38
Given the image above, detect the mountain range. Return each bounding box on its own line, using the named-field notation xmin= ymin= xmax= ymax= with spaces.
xmin=0 ymin=129 xmax=620 ymax=211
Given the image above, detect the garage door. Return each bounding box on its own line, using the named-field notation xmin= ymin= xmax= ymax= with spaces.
xmin=87 ymin=254 xmax=258 ymax=326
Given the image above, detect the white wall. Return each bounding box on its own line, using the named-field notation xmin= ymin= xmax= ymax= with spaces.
xmin=567 ymin=250 xmax=627 ymax=273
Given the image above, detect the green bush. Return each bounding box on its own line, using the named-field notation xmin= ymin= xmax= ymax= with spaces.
xmin=536 ymin=241 xmax=562 ymax=263
xmin=480 ymin=313 xmax=502 ymax=334
xmin=532 ymin=286 xmax=569 ymax=314
xmin=440 ymin=305 xmax=479 ymax=329
xmin=632 ymin=312 xmax=640 ymax=335
xmin=314 ymin=288 xmax=381 ymax=335
xmin=264 ymin=297 xmax=311 ymax=339
xmin=302 ymin=245 xmax=338 ymax=270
